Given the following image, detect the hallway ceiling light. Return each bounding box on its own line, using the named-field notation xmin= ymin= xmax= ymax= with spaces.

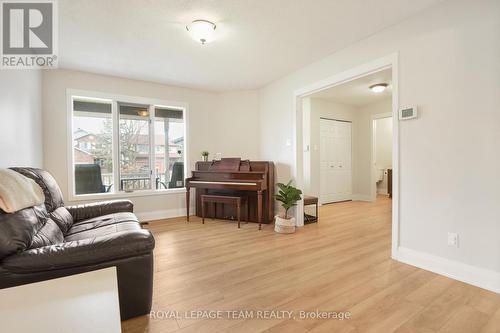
xmin=186 ymin=20 xmax=216 ymax=44
xmin=369 ymin=83 xmax=388 ymax=93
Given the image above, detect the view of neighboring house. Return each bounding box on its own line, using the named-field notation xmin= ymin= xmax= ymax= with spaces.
xmin=73 ymin=128 xmax=184 ymax=179
xmin=73 ymin=128 xmax=103 ymax=164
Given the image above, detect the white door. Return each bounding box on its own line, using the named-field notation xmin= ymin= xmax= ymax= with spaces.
xmin=320 ymin=119 xmax=352 ymax=204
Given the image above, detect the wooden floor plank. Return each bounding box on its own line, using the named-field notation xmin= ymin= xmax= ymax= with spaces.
xmin=480 ymin=308 xmax=500 ymax=333
xmin=437 ymin=305 xmax=490 ymax=333
xmin=121 ymin=196 xmax=500 ymax=333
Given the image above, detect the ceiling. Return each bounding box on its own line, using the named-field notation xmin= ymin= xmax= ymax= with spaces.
xmin=310 ymin=68 xmax=392 ymax=107
xmin=59 ymin=0 xmax=442 ymax=92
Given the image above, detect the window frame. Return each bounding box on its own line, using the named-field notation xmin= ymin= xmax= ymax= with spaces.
xmin=66 ymin=89 xmax=189 ymax=201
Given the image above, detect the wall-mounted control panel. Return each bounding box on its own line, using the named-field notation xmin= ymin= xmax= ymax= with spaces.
xmin=399 ymin=106 xmax=418 ymax=120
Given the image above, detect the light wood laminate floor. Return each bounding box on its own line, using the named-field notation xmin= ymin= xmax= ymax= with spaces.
xmin=122 ymin=196 xmax=500 ymax=333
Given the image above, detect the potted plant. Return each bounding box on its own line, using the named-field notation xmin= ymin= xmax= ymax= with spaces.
xmin=274 ymin=181 xmax=302 ymax=234
xmin=201 ymin=151 xmax=209 ymax=162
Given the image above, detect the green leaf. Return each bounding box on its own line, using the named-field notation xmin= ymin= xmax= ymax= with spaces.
xmin=274 ymin=180 xmax=302 ymax=217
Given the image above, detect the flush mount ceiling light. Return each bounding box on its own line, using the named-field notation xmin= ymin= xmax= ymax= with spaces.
xmin=137 ymin=109 xmax=149 ymax=117
xmin=369 ymin=83 xmax=388 ymax=93
xmin=186 ymin=19 xmax=216 ymax=44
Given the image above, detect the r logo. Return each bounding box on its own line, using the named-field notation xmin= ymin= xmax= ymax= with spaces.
xmin=2 ymin=2 xmax=53 ymax=54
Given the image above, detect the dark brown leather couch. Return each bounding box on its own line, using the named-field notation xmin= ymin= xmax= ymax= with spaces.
xmin=0 ymin=167 xmax=155 ymax=320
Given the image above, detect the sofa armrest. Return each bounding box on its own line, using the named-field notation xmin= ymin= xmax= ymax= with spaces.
xmin=2 ymin=229 xmax=154 ymax=273
xmin=66 ymin=200 xmax=133 ymax=222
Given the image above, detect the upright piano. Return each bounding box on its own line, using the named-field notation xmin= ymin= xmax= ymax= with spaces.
xmin=185 ymin=159 xmax=275 ymax=226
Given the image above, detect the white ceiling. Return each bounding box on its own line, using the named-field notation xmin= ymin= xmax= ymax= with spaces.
xmin=59 ymin=0 xmax=442 ymax=91
xmin=310 ymin=68 xmax=392 ymax=107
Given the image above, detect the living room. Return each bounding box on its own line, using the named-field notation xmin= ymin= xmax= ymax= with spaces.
xmin=1 ymin=1 xmax=499 ymax=332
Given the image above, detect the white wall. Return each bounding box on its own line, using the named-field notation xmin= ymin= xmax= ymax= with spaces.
xmin=42 ymin=69 xmax=260 ymax=219
xmin=374 ymin=117 xmax=392 ymax=169
xmin=0 ymin=71 xmax=43 ymax=168
xmin=260 ymin=0 xmax=500 ymax=278
xmin=368 ymin=100 xmax=393 ymax=172
xmin=214 ymin=90 xmax=260 ymax=158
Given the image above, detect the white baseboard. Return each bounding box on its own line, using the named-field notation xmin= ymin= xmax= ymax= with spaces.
xmin=136 ymin=208 xmax=195 ymax=222
xmin=394 ymin=247 xmax=500 ymax=294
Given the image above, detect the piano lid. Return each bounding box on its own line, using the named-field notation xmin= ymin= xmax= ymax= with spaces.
xmin=208 ymin=158 xmax=251 ymax=172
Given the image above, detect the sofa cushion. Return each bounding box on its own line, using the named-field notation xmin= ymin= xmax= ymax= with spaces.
xmin=65 ymin=200 xmax=134 ymax=223
xmin=49 ymin=207 xmax=74 ymax=234
xmin=64 ymin=212 xmax=141 ymax=242
xmin=0 ymin=205 xmax=50 ymax=259
xmin=29 ymin=218 xmax=64 ymax=249
xmin=2 ymin=229 xmax=155 ymax=273
xmin=11 ymin=168 xmax=64 ymax=213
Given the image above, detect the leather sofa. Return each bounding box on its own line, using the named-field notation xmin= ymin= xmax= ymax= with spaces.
xmin=0 ymin=167 xmax=155 ymax=320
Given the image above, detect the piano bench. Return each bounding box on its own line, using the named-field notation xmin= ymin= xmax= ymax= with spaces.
xmin=201 ymin=194 xmax=249 ymax=228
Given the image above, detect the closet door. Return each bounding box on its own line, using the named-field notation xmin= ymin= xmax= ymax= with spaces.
xmin=320 ymin=119 xmax=352 ymax=204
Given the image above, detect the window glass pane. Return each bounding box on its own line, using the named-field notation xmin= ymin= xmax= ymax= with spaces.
xmin=154 ymin=107 xmax=184 ymax=189
xmin=119 ymin=103 xmax=151 ymax=191
xmin=72 ymin=99 xmax=113 ymax=195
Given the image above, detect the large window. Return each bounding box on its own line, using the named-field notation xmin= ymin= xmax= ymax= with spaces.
xmin=70 ymin=93 xmax=186 ymax=197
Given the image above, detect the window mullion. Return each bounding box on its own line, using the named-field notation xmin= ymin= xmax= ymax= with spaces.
xmin=112 ymin=100 xmax=120 ymax=193
xmin=149 ymin=105 xmax=155 ymax=190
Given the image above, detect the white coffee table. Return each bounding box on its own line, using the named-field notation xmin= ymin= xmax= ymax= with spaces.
xmin=0 ymin=267 xmax=121 ymax=333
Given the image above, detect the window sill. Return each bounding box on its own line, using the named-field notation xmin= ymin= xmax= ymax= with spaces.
xmin=67 ymin=188 xmax=187 ymax=202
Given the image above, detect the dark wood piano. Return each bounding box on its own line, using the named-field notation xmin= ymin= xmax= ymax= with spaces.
xmin=185 ymin=158 xmax=275 ymax=228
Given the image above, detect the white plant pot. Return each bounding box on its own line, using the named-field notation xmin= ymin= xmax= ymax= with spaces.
xmin=274 ymin=215 xmax=296 ymax=234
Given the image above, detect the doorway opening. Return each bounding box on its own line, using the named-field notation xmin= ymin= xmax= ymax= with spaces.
xmin=293 ymin=54 xmax=399 ymax=257
xmin=302 ymin=68 xmax=392 ymax=205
